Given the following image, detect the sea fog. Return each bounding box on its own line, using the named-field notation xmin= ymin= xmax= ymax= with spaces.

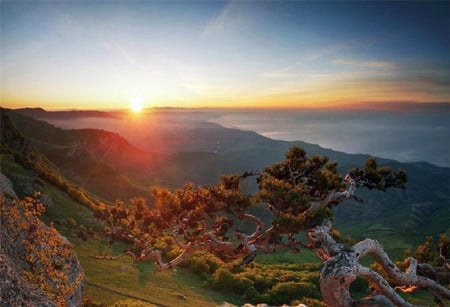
xmin=43 ymin=107 xmax=450 ymax=168
xmin=210 ymin=108 xmax=450 ymax=168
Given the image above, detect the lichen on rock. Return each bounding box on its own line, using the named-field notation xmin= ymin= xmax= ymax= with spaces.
xmin=0 ymin=172 xmax=84 ymax=306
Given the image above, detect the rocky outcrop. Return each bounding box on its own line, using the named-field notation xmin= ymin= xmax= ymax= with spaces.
xmin=0 ymin=172 xmax=17 ymax=199
xmin=0 ymin=172 xmax=84 ymax=306
xmin=0 ymin=251 xmax=55 ymax=306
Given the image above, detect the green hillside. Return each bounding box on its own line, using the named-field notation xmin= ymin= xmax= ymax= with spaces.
xmin=4 ymin=107 xmax=450 ymax=249
xmin=0 ymin=154 xmax=235 ymax=306
xmin=1 ymin=107 xmax=449 ymax=305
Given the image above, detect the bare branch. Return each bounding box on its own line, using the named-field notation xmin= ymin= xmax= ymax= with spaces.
xmin=239 ymin=213 xmax=264 ymax=240
xmin=94 ymin=250 xmax=137 ymax=261
xmin=357 ymin=265 xmax=413 ymax=307
xmin=353 ymin=239 xmax=450 ymax=300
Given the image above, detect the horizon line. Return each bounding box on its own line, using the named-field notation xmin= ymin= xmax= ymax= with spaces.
xmin=3 ymin=101 xmax=450 ymax=113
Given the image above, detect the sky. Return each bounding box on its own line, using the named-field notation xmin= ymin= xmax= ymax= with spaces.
xmin=1 ymin=1 xmax=449 ymax=110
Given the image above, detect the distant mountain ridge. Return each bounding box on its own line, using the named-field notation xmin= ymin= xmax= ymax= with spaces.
xmin=1 ymin=107 xmax=449 ymax=254
xmin=16 ymin=107 xmax=117 ymax=119
xmin=2 ymin=108 xmax=249 ymax=198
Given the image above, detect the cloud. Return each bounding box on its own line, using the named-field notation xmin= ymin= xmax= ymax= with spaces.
xmin=260 ymin=39 xmax=376 ymax=79
xmin=255 ymin=64 xmax=450 ymax=108
xmin=303 ymin=40 xmax=372 ymax=62
xmin=201 ymin=0 xmax=258 ymax=40
xmin=201 ymin=1 xmax=238 ymax=39
xmin=260 ymin=66 xmax=298 ymax=79
xmin=332 ymin=59 xmax=397 ymax=68
xmin=103 ymin=38 xmax=137 ymax=66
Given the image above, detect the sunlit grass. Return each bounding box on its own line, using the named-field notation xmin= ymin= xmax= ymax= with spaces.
xmin=72 ymin=235 xmax=237 ymax=306
xmin=255 ymin=249 xmax=319 ymax=264
xmin=38 ymin=180 xmax=237 ymax=306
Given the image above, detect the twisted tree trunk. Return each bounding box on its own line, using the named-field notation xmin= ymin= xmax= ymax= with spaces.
xmin=309 ymin=221 xmax=450 ymax=306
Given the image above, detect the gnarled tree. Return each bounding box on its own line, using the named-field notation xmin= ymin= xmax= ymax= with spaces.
xmin=94 ymin=146 xmax=449 ymax=306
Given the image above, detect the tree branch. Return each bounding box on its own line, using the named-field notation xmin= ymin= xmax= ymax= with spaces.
xmin=353 ymin=239 xmax=450 ymax=300
xmin=356 ymin=265 xmax=413 ymax=307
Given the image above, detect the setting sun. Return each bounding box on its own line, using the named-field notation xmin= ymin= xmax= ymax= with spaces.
xmin=130 ymin=97 xmax=144 ymax=113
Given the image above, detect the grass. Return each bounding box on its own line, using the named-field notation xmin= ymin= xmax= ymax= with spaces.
xmin=41 ymin=184 xmax=98 ymax=229
xmin=1 ymin=154 xmax=34 ymax=177
xmin=255 ymin=249 xmax=319 ymax=264
xmin=71 ymin=234 xmax=241 ymax=306
xmin=39 ymin=182 xmax=238 ymax=306
xmin=1 ymin=155 xmax=236 ymax=306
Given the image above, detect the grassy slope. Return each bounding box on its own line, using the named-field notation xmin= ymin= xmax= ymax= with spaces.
xmin=1 ymin=155 xmax=440 ymax=306
xmin=1 ymin=154 xmax=239 ymax=306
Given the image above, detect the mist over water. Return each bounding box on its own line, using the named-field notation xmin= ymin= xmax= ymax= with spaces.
xmin=45 ymin=108 xmax=450 ymax=167
xmin=209 ymin=109 xmax=450 ymax=167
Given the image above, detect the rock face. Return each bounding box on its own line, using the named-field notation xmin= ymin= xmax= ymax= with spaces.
xmin=0 ymin=251 xmax=55 ymax=306
xmin=0 ymin=172 xmax=17 ymax=199
xmin=0 ymin=172 xmax=84 ymax=306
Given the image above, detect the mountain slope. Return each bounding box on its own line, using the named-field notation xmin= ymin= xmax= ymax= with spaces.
xmin=4 ymin=108 xmax=252 ymax=193
xmin=2 ymin=109 xmax=158 ymax=200
xmin=3 ymin=108 xmax=450 ymax=253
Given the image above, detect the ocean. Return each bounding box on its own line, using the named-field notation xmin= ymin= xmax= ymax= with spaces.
xmin=208 ymin=108 xmax=450 ymax=167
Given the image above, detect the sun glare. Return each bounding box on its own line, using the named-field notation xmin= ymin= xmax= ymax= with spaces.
xmin=130 ymin=97 xmax=144 ymax=113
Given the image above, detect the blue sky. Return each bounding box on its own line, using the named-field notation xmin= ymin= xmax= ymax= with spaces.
xmin=1 ymin=1 xmax=449 ymax=109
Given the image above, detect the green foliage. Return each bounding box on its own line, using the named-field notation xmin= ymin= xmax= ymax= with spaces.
xmin=268 ymin=281 xmax=318 ymax=305
xmin=349 ymin=157 xmax=407 ymax=190
xmin=212 ymin=268 xmax=235 ymax=291
xmin=207 ymin=261 xmax=323 ymax=304
xmin=180 ymin=251 xmax=223 ymax=276
xmin=257 ymin=145 xmax=364 ymax=237
xmin=167 ymin=244 xmax=324 ymax=304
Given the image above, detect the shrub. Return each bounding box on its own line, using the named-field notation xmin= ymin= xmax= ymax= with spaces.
xmin=212 ymin=268 xmax=235 ymax=291
xmin=180 ymin=251 xmax=223 ymax=276
xmin=232 ymin=275 xmax=253 ymax=295
xmin=268 ymin=281 xmax=317 ymax=306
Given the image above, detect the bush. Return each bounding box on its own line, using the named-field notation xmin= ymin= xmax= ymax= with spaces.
xmin=212 ymin=268 xmax=235 ymax=291
xmin=268 ymin=281 xmax=318 ymax=306
xmin=180 ymin=251 xmax=223 ymax=276
xmin=67 ymin=218 xmax=77 ymax=228
xmin=232 ymin=275 xmax=253 ymax=295
xmin=190 ymin=259 xmax=210 ymax=275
